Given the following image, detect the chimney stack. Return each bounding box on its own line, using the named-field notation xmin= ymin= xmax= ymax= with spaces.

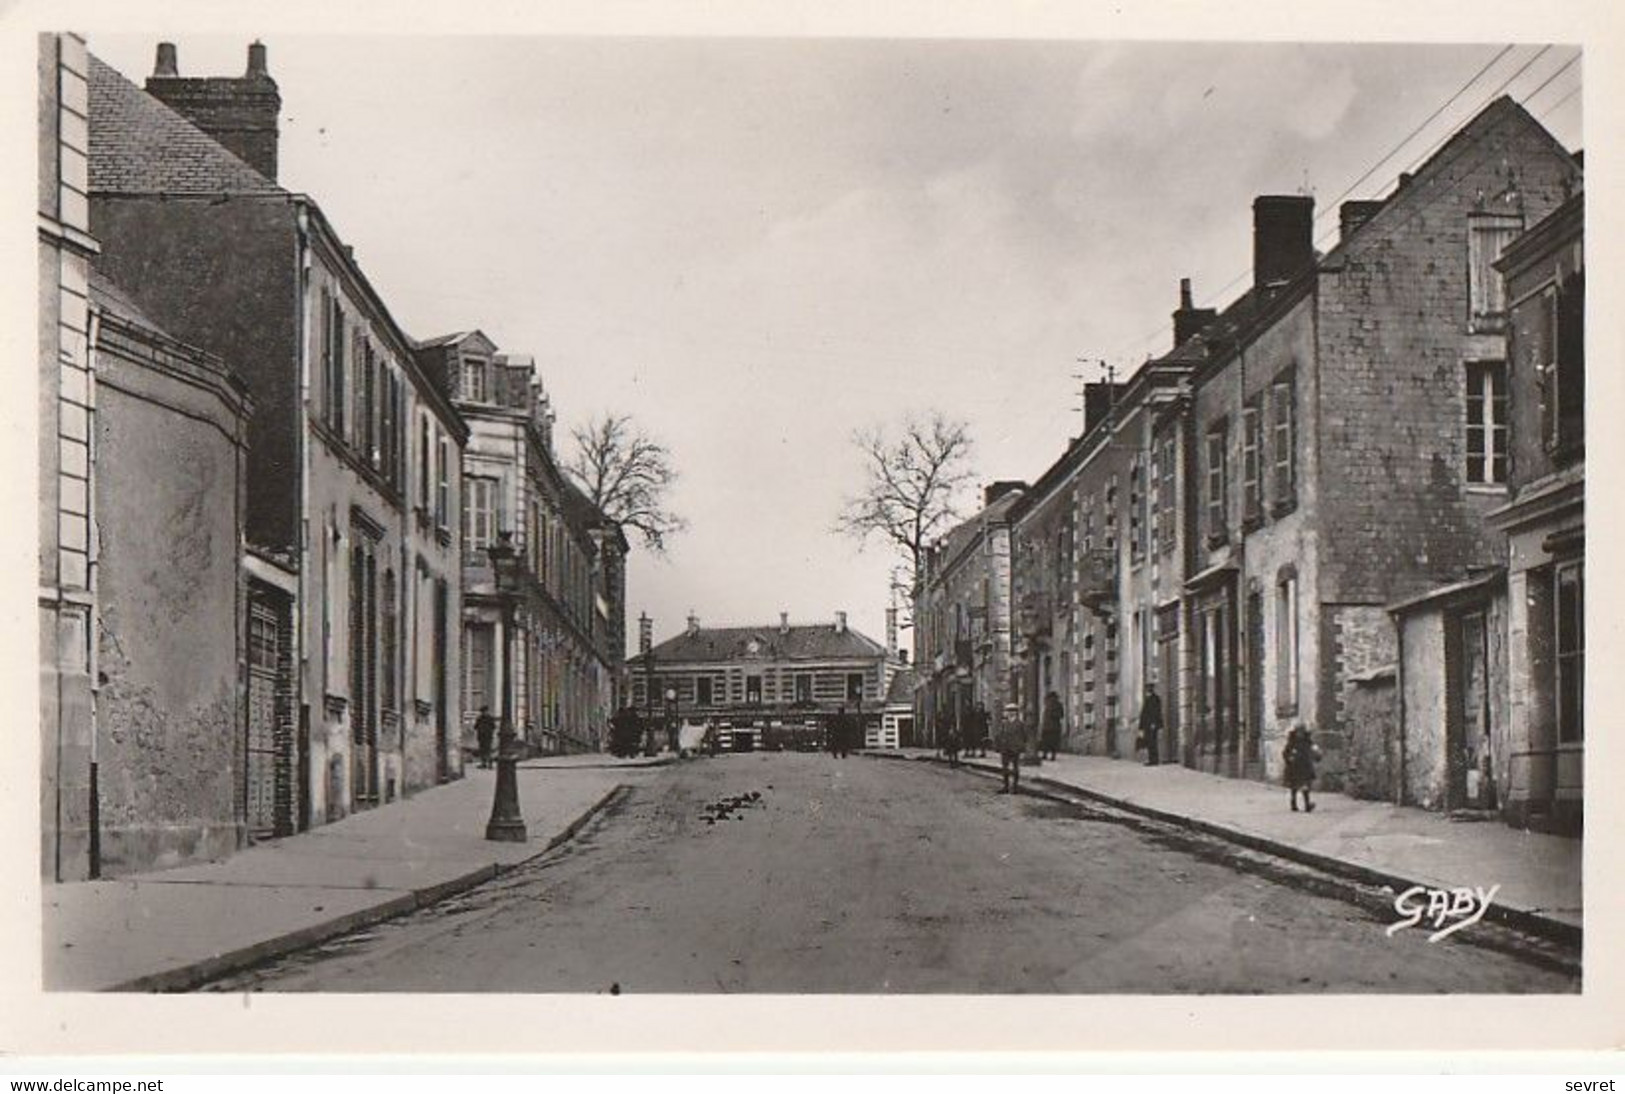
xmin=1172 ymin=277 xmax=1218 ymax=347
xmin=885 ymin=607 xmax=899 ymax=657
xmin=638 ymin=613 xmax=652 ymax=655
xmin=146 ymin=40 xmax=282 ymax=181
xmin=1252 ymin=195 xmax=1316 ymax=293
xmin=779 ymin=611 xmax=790 ymax=635
xmin=835 ymin=611 xmax=848 ymax=634
xmin=686 ymin=612 xmax=700 ymax=636
xmin=983 ymin=481 xmax=1026 ymax=508
xmin=1084 ymin=382 xmax=1121 ymax=435
xmin=1339 ymin=199 xmax=1384 ymax=243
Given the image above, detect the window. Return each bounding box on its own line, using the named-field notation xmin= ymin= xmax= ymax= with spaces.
xmin=847 ymin=672 xmax=866 ymax=702
xmin=795 ymin=674 xmax=812 ymax=703
xmin=464 ymin=356 xmax=488 ymax=402
xmin=1271 ymin=375 xmax=1296 ymax=514
xmin=1129 ymin=458 xmax=1145 ymax=563
xmin=1468 ymin=211 xmax=1522 ymax=332
xmin=1241 ymin=402 xmax=1262 ymax=524
xmin=1276 ymin=572 xmax=1298 ymax=714
xmin=697 ymin=677 xmax=713 ymax=706
xmin=249 ymin=608 xmax=278 ymax=671
xmin=325 ymin=292 xmax=347 ymax=437
xmin=1555 ymin=561 xmax=1583 ymax=744
xmin=1465 ymin=360 xmax=1508 ymax=485
xmin=464 ymin=476 xmax=497 ymax=553
xmin=746 ymin=675 xmax=762 ymax=705
xmin=382 ymin=572 xmax=397 ymax=711
xmin=1541 ymin=271 xmax=1586 ymax=456
xmin=418 ymin=417 xmax=431 ymax=512
xmin=1206 ymin=421 xmax=1228 ymax=545
xmin=1157 ymin=435 xmax=1177 ymax=553
xmin=435 ymin=431 xmax=450 ymax=529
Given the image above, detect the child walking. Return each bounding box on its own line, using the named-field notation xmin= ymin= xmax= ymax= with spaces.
xmin=1283 ymin=724 xmax=1319 ymax=812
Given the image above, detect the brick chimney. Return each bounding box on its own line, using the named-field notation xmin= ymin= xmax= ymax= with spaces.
xmin=1339 ymin=199 xmax=1384 ymax=243
xmin=779 ymin=611 xmax=790 ymax=635
xmin=983 ymin=481 xmax=1026 ymax=507
xmin=1083 ymin=382 xmax=1121 ymax=435
xmin=885 ymin=607 xmax=899 ymax=658
xmin=686 ymin=612 xmax=701 ymax=636
xmin=146 ymin=40 xmax=282 ymax=181
xmin=638 ymin=613 xmax=652 ymax=655
xmin=1253 ymin=195 xmax=1316 ymax=292
xmin=1172 ymin=277 xmax=1218 ymax=347
xmin=835 ymin=611 xmax=848 ymax=634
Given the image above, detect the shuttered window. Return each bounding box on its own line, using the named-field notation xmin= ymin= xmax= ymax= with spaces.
xmin=1270 ymin=375 xmax=1296 ymax=515
xmin=1468 ymin=211 xmax=1522 ymax=332
xmin=1206 ymin=422 xmax=1228 ymax=545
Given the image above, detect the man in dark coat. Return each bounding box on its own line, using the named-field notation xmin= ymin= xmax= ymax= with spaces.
xmin=474 ymin=706 xmax=496 ymax=769
xmin=1139 ymin=684 xmax=1163 ymax=766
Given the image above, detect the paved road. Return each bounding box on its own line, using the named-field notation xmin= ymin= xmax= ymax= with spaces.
xmin=208 ymin=753 xmax=1577 ymax=993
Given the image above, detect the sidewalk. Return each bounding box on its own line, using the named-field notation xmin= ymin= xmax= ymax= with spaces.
xmin=874 ymin=748 xmax=1581 ymax=942
xmin=43 ymin=761 xmax=662 ymax=992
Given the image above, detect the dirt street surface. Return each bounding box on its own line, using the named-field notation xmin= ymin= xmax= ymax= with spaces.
xmin=208 ymin=753 xmax=1578 ymax=993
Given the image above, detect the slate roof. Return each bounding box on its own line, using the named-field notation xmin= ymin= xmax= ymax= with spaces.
xmin=885 ymin=667 xmax=918 ymax=706
xmin=88 ymin=54 xmax=283 ymax=196
xmin=634 ymin=623 xmax=886 ymax=664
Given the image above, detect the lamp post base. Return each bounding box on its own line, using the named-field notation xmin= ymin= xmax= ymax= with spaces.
xmin=485 ymin=754 xmax=528 ymax=842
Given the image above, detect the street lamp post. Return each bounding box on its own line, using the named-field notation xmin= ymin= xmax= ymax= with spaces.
xmin=486 ymin=534 xmax=528 ymax=843
xmin=664 ymin=687 xmax=678 ymax=755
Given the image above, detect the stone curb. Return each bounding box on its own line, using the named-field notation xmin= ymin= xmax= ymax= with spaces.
xmin=869 ymin=751 xmax=1581 ymax=949
xmin=105 ymin=782 xmax=631 ymax=993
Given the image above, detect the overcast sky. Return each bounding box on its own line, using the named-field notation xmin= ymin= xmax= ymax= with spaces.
xmin=88 ymin=34 xmax=1582 ymax=653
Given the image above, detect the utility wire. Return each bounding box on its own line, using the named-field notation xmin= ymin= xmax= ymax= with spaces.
xmin=1104 ymin=43 xmax=1561 ymax=366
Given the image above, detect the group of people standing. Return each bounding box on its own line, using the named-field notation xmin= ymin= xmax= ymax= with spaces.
xmin=931 ymin=682 xmax=1320 ymax=812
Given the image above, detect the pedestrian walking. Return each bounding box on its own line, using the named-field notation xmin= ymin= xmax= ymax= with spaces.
xmin=831 ymin=705 xmax=851 ymax=759
xmin=474 ymin=706 xmax=496 ymax=769
xmin=1041 ymin=690 xmax=1064 ymax=761
xmin=1139 ymin=684 xmax=1164 ymax=766
xmin=994 ymin=703 xmax=1027 ymax=794
xmin=1284 ymin=724 xmax=1321 ymax=812
xmin=971 ymin=701 xmax=991 ymax=758
xmin=943 ymin=721 xmax=962 ymax=768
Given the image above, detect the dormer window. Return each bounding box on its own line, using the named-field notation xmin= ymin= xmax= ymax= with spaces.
xmin=463 ymin=356 xmax=489 ymax=402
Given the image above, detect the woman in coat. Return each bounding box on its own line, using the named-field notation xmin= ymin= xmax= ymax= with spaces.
xmin=1040 ymin=691 xmax=1063 ymax=761
xmin=1283 ymin=724 xmax=1320 ymax=813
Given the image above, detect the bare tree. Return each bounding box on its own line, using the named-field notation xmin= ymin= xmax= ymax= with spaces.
xmin=835 ymin=412 xmax=976 ymax=599
xmin=567 ymin=413 xmax=687 ymax=554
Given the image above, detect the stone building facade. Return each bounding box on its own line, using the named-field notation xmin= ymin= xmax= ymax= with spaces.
xmin=87 ymin=43 xmax=469 ymax=830
xmin=1174 ymin=97 xmax=1576 ymax=790
xmin=418 ymin=332 xmax=627 ymax=755
xmin=1485 ymin=189 xmax=1584 ymax=833
xmin=630 ymin=613 xmax=888 ymax=751
xmin=40 ymin=33 xmax=101 ymax=880
xmin=88 ymin=271 xmax=254 ymax=873
xmin=913 ymin=484 xmax=1024 ymax=748
xmin=996 ymin=97 xmax=1579 ymax=818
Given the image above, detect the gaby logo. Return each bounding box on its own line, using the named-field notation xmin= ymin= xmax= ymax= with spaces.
xmin=1386 ymin=884 xmax=1500 ymax=942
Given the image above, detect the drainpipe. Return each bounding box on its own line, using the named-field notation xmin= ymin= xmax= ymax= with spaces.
xmin=86 ymin=306 xmax=102 ymax=879
xmin=1393 ymin=610 xmax=1407 ymax=806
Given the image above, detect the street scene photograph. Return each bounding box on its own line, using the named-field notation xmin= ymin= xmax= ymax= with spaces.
xmin=35 ymin=24 xmax=1588 ymax=1008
